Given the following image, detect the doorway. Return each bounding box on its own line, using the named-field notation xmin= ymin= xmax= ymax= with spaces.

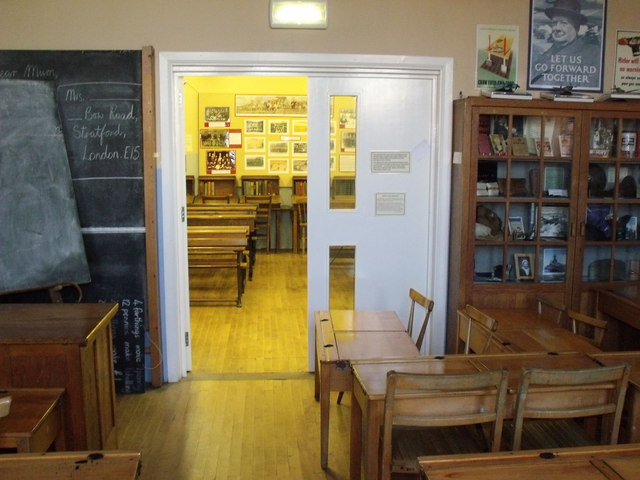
xmin=158 ymin=52 xmax=453 ymax=382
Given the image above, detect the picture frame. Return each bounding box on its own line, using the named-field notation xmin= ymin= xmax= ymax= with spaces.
xmin=244 ymin=119 xmax=265 ymax=134
xmin=527 ymin=0 xmax=606 ymax=92
xmin=268 ymin=119 xmax=289 ymax=135
xmin=514 ymin=253 xmax=535 ymax=280
xmin=539 ymin=205 xmax=569 ymax=239
xmin=292 ymin=158 xmax=308 ymax=173
xmin=245 ymin=155 xmax=266 ymax=170
xmin=292 ymin=141 xmax=307 ymax=156
xmin=541 ymin=247 xmax=567 ymax=282
xmin=200 ymin=129 xmax=229 ymax=148
xmin=206 ymin=150 xmax=236 ymax=174
xmin=544 ymin=165 xmax=568 ymax=196
xmin=292 ymin=119 xmax=308 ymax=135
xmin=245 ymin=136 xmax=266 ymax=153
xmin=235 ymin=94 xmax=307 ymax=117
xmin=341 ymin=131 xmax=356 ymax=152
xmin=508 ymin=216 xmax=526 ymax=239
xmin=268 ymin=141 xmax=289 ymax=156
xmin=268 ymin=158 xmax=289 ymax=173
xmin=204 ymin=106 xmax=230 ymax=122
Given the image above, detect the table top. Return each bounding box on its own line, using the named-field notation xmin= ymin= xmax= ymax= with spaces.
xmin=477 ymin=308 xmax=601 ymax=354
xmin=0 ymin=303 xmax=119 ymax=345
xmin=0 ymin=388 xmax=65 ymax=440
xmin=315 ymin=310 xmax=419 ymax=364
xmin=419 ymin=443 xmax=640 ymax=480
xmin=591 ymin=351 xmax=640 ymax=386
xmin=315 ymin=309 xmax=405 ymax=332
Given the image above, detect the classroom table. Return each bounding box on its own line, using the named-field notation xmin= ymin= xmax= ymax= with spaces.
xmin=590 ymin=351 xmax=640 ymax=442
xmin=0 ymin=450 xmax=141 ymax=479
xmin=349 ymin=352 xmax=602 ymax=480
xmin=419 ymin=443 xmax=640 ymax=480
xmin=472 ymin=308 xmax=602 ymax=354
xmin=314 ymin=310 xmax=420 ymax=470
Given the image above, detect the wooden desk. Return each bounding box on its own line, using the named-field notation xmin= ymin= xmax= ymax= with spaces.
xmin=0 ymin=303 xmax=119 ymax=450
xmin=591 ymin=351 xmax=640 ymax=442
xmin=474 ymin=308 xmax=601 ymax=354
xmin=0 ymin=450 xmax=141 ymax=479
xmin=291 ymin=195 xmax=306 ymax=254
xmin=0 ymin=388 xmax=65 ymax=452
xmin=595 ymin=288 xmax=640 ymax=350
xmin=314 ymin=310 xmax=420 ymax=470
xmin=419 ymin=443 xmax=640 ymax=480
xmin=350 ymin=352 xmax=601 ymax=480
xmin=187 ymin=230 xmax=249 ymax=307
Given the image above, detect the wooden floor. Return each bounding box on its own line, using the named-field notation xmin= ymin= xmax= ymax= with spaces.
xmin=116 ymin=252 xmax=353 ymax=479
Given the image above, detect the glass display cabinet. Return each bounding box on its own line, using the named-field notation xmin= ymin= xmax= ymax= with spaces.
xmin=447 ymin=97 xmax=640 ymax=352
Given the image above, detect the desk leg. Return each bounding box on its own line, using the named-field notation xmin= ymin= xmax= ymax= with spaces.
xmin=627 ymin=386 xmax=640 ymax=442
xmin=320 ymin=364 xmax=331 ymax=469
xmin=350 ymin=389 xmax=363 ymax=480
xmin=293 ymin=208 xmax=299 ymax=254
xmin=364 ymin=402 xmax=383 ymax=480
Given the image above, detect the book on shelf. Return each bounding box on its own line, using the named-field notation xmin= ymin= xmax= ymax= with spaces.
xmin=540 ymin=92 xmax=594 ymax=103
xmin=481 ymin=89 xmax=532 ymax=100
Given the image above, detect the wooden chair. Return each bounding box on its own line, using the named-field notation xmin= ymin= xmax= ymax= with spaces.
xmin=457 ymin=305 xmax=498 ymax=354
xmin=380 ymin=369 xmax=509 ymax=480
xmin=536 ymin=294 xmax=566 ymax=324
xmin=567 ymin=310 xmax=608 ymax=348
xmin=406 ymin=288 xmax=434 ymax=351
xmin=510 ymin=363 xmax=630 ymax=451
xmin=241 ymin=194 xmax=273 ymax=252
xmin=295 ymin=200 xmax=307 ymax=253
xmin=201 ymin=194 xmax=232 ymax=204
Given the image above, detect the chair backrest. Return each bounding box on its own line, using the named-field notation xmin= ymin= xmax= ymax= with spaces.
xmin=536 ymin=294 xmax=566 ymax=324
xmin=241 ymin=195 xmax=273 ymax=219
xmin=567 ymin=310 xmax=608 ymax=348
xmin=406 ymin=288 xmax=434 ymax=351
xmin=458 ymin=305 xmax=498 ymax=354
xmin=381 ymin=369 xmax=509 ymax=480
xmin=201 ymin=194 xmax=231 ymax=204
xmin=511 ymin=363 xmax=631 ymax=450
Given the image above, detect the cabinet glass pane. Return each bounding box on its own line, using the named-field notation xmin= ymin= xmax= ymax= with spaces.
xmin=510 ymin=161 xmax=538 ymax=197
xmin=620 ymin=118 xmax=640 ymax=160
xmin=542 ymin=161 xmax=571 ymax=198
xmin=618 ymin=163 xmax=640 ymax=199
xmin=583 ymin=246 xmax=616 ymax=282
xmin=540 ymin=247 xmax=567 ymax=283
xmin=507 ymin=203 xmax=535 ymax=240
xmin=474 ymin=246 xmax=503 ymax=282
xmin=588 ymin=162 xmax=615 ymax=199
xmin=539 ymin=204 xmax=569 ymax=241
xmin=616 ymin=246 xmax=640 ymax=282
xmin=590 ymin=118 xmax=618 ymax=158
xmin=586 ymin=203 xmax=613 ymax=241
xmin=617 ymin=204 xmax=640 ymax=240
xmin=476 ymin=203 xmax=505 ymax=241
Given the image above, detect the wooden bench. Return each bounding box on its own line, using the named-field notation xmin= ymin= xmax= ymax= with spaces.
xmin=187 ymin=230 xmax=249 ymax=307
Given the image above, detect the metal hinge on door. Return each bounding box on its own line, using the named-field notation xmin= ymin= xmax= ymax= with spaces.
xmin=185 ymin=331 xmax=190 ymax=347
xmin=181 ymin=206 xmax=185 ymax=222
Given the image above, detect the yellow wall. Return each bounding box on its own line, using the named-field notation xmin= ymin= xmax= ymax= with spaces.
xmin=186 ymin=76 xmax=307 ymax=190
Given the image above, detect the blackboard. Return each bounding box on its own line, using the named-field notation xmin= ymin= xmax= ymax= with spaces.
xmin=0 ymin=50 xmax=152 ymax=393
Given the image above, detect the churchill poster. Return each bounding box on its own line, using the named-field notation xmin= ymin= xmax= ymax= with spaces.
xmin=527 ymin=0 xmax=606 ymax=92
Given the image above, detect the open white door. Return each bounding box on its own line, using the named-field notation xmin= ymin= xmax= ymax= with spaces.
xmin=158 ymin=53 xmax=452 ymax=380
xmin=306 ymin=71 xmax=453 ymax=369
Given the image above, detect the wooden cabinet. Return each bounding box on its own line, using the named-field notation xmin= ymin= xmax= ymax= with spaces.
xmin=447 ymin=97 xmax=640 ymax=352
xmin=198 ymin=175 xmax=237 ymax=198
xmin=241 ymin=175 xmax=280 ymax=195
xmin=0 ymin=303 xmax=119 ymax=450
xmin=292 ymin=175 xmax=307 ymax=196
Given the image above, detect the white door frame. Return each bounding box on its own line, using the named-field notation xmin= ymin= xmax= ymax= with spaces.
xmin=158 ymin=52 xmax=453 ymax=382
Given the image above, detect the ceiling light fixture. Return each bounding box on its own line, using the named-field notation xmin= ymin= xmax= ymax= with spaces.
xmin=270 ymin=0 xmax=328 ymax=29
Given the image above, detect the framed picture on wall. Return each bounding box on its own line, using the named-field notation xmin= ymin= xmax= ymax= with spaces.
xmin=245 ymin=119 xmax=265 ymax=134
xmin=204 ymin=106 xmax=230 ymax=122
xmin=292 ymin=158 xmax=308 ymax=173
xmin=292 ymin=119 xmax=308 ymax=134
xmin=269 ymin=119 xmax=289 ymax=135
xmin=527 ymin=0 xmax=606 ymax=92
xmin=245 ymin=136 xmax=266 ymax=153
xmin=200 ymin=129 xmax=229 ymax=148
xmin=268 ymin=158 xmax=289 ymax=173
xmin=292 ymin=142 xmax=307 ymax=156
xmin=245 ymin=155 xmax=266 ymax=170
xmin=235 ymin=94 xmax=307 ymax=116
xmin=268 ymin=141 xmax=289 ymax=156
xmin=206 ymin=150 xmax=236 ymax=174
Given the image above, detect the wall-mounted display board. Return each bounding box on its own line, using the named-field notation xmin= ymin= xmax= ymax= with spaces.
xmin=0 ymin=48 xmax=160 ymax=392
